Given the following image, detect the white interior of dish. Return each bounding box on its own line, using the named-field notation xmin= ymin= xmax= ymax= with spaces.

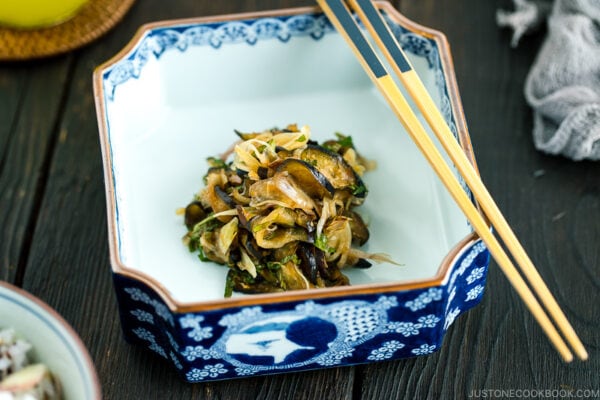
xmin=102 ymin=16 xmax=472 ymax=304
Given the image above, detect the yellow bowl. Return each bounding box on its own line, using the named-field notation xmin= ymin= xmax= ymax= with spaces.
xmin=0 ymin=0 xmax=89 ymax=29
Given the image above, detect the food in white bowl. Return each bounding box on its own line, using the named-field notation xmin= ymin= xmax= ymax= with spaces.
xmin=0 ymin=282 xmax=100 ymax=399
xmin=0 ymin=328 xmax=61 ymax=399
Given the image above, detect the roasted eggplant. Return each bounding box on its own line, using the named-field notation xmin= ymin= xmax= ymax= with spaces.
xmin=182 ymin=124 xmax=395 ymax=296
xmin=276 ymin=158 xmax=335 ymax=198
xmin=299 ymin=144 xmax=368 ymax=198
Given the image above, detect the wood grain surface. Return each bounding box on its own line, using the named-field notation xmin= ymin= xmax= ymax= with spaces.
xmin=0 ymin=0 xmax=598 ymax=399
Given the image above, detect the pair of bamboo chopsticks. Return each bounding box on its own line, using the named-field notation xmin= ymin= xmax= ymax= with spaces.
xmin=317 ymin=0 xmax=588 ymax=362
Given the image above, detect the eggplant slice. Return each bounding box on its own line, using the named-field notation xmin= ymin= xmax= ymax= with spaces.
xmin=276 ymin=158 xmax=335 ymax=198
xmin=299 ymin=144 xmax=368 ymax=197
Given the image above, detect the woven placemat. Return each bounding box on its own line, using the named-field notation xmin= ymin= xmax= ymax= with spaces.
xmin=0 ymin=0 xmax=136 ymax=61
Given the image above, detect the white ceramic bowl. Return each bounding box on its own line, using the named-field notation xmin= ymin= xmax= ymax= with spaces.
xmin=0 ymin=281 xmax=101 ymax=399
xmin=94 ymin=3 xmax=490 ymax=382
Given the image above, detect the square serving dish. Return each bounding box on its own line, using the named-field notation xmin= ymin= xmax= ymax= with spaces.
xmin=93 ymin=2 xmax=490 ymax=382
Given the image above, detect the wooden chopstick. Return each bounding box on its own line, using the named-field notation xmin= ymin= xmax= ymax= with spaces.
xmin=346 ymin=0 xmax=588 ymax=361
xmin=317 ymin=0 xmax=582 ymax=362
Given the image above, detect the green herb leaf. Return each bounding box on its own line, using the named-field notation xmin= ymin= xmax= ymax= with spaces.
xmin=206 ymin=157 xmax=227 ymax=168
xmin=224 ymin=272 xmax=234 ymax=298
xmin=252 ymin=222 xmax=269 ymax=233
xmin=190 ymin=215 xmax=220 ymax=240
xmin=187 ymin=238 xmax=198 ymax=252
xmin=335 ymin=133 xmax=354 ymax=148
xmin=197 ymin=245 xmax=210 ymax=262
xmin=242 ymin=270 xmax=255 ymax=284
xmin=350 ymin=184 xmax=367 ymax=196
xmin=296 ymin=134 xmax=307 ymax=142
xmin=265 ymin=261 xmax=282 ymax=271
xmin=280 ymin=254 xmax=300 ymax=265
xmin=315 ymin=234 xmax=335 ymax=254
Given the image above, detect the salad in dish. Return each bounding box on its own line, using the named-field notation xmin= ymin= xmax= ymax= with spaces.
xmin=181 ymin=124 xmax=396 ymax=296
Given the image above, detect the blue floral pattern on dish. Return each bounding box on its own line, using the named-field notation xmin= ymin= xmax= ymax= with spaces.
xmin=113 ymin=237 xmax=489 ymax=382
xmin=103 ymin=14 xmax=333 ymax=101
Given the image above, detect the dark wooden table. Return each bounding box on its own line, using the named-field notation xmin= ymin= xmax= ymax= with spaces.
xmin=1 ymin=0 xmax=598 ymax=399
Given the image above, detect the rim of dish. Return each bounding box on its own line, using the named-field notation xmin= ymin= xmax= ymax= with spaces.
xmin=92 ymin=2 xmax=484 ymax=313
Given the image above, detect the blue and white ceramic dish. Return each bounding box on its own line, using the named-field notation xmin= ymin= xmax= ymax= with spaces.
xmin=93 ymin=2 xmax=490 ymax=382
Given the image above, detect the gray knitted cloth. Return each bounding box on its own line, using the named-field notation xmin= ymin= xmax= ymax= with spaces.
xmin=497 ymin=0 xmax=600 ymax=161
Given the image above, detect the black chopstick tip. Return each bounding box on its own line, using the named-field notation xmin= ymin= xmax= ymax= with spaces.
xmin=351 ymin=0 xmax=412 ymax=73
xmin=323 ymin=0 xmax=388 ymax=78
